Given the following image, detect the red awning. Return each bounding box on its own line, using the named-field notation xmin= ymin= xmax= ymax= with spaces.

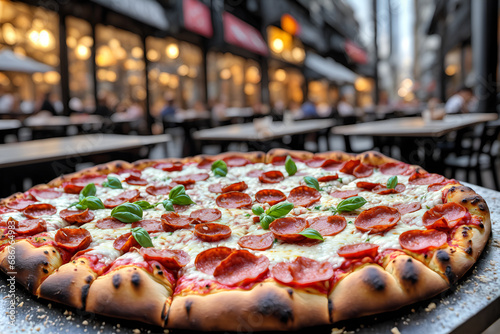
xmin=345 ymin=40 xmax=368 ymax=64
xmin=183 ymin=0 xmax=213 ymax=38
xmin=223 ymin=12 xmax=268 ymax=56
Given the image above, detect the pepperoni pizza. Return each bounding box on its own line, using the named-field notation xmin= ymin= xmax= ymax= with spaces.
xmin=0 ymin=149 xmax=491 ymax=331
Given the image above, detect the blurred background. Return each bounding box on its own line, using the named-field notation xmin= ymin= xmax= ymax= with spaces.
xmin=0 ymin=0 xmax=499 ymax=194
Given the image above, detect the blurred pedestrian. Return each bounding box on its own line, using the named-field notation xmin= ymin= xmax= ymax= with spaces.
xmin=445 ymin=86 xmax=474 ymax=114
xmin=337 ymin=95 xmax=356 ymax=125
xmin=160 ymin=93 xmax=177 ymax=121
xmin=301 ymin=99 xmax=317 ymax=119
xmin=40 ymin=92 xmax=57 ymax=116
xmin=0 ymin=86 xmax=14 ymax=113
xmin=95 ymin=91 xmax=113 ymax=118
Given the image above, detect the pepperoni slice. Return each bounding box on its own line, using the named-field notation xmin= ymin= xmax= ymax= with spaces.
xmin=213 ymin=250 xmax=269 ymax=286
xmin=223 ymin=156 xmax=249 ymax=167
xmin=271 ymin=257 xmax=333 ymax=285
xmin=161 ymin=212 xmax=194 ymax=231
xmin=271 ymin=156 xmax=287 ymax=165
xmin=194 ymin=223 xmax=231 ymax=242
xmin=339 ymin=159 xmax=361 ymax=174
xmin=379 ymin=162 xmax=410 ymax=175
xmin=55 ymin=228 xmax=92 ymax=252
xmin=173 ymin=173 xmax=210 ymax=185
xmin=322 ymin=159 xmax=344 ymax=171
xmin=238 ymin=232 xmax=274 ymax=251
xmin=189 ymin=208 xmax=222 ymax=224
xmin=318 ymin=174 xmax=339 ymax=182
xmin=71 ymin=174 xmax=108 ymax=187
xmin=131 ymin=219 xmax=165 ymax=233
xmin=139 ymin=248 xmax=190 ymax=270
xmin=95 ymin=217 xmax=127 ymax=229
xmin=399 ymin=229 xmax=447 ymax=252
xmin=373 ymin=183 xmax=406 ymax=195
xmin=269 ymin=217 xmax=307 ymax=243
xmin=247 ymin=169 xmax=264 ymax=178
xmin=307 ymin=215 xmax=346 ymax=236
xmin=113 ymin=232 xmax=140 ymax=252
xmin=63 ymin=183 xmax=84 ymax=194
xmin=6 ymin=198 xmax=38 ymax=210
xmin=427 ymin=180 xmax=457 ymax=192
xmin=288 ymin=186 xmax=321 ymax=207
xmin=195 ymin=247 xmax=233 ymax=275
xmin=30 ymin=188 xmax=62 ymax=200
xmin=409 ymin=171 xmax=445 ymax=185
xmin=305 ymin=157 xmax=326 ymax=168
xmin=354 ymin=206 xmax=401 ymax=233
xmin=23 ymin=203 xmax=57 ymax=218
xmin=393 ymin=202 xmax=422 ymax=215
xmin=124 ymin=174 xmax=148 ymax=186
xmin=255 ymin=189 xmax=287 ymax=206
xmin=153 ymin=161 xmax=183 ymax=172
xmin=353 ymin=163 xmax=374 ymax=178
xmin=104 ymin=189 xmax=140 ymax=208
xmin=15 ymin=218 xmax=47 ymax=235
xmin=216 ymin=192 xmax=252 ymax=209
xmin=338 ymin=243 xmax=379 ymax=258
xmin=59 ymin=208 xmax=95 ymax=225
xmin=197 ymin=158 xmax=215 ymax=169
xmin=209 ymin=181 xmax=248 ymax=193
xmin=422 ymin=203 xmax=469 ymax=230
xmin=173 ymin=204 xmax=192 ymax=213
xmin=259 ymin=171 xmax=285 ymax=184
xmin=356 ymin=181 xmax=379 ymax=190
xmin=0 ymin=206 xmax=14 ymax=214
xmin=330 ymin=190 xmax=360 ymax=199
xmin=146 ymin=184 xmax=173 ymax=196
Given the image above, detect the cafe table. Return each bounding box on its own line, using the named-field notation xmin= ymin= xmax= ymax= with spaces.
xmin=331 ymin=113 xmax=498 ymax=168
xmin=0 ymin=182 xmax=498 ymax=334
xmin=0 ymin=119 xmax=22 ymax=143
xmin=0 ymin=133 xmax=171 ymax=197
xmin=193 ymin=119 xmax=335 ymax=153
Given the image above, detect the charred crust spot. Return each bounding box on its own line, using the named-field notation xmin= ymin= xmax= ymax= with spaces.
xmin=401 ymin=258 xmax=418 ymax=284
xmin=185 ymin=300 xmax=193 ymax=315
xmin=116 ymin=163 xmax=123 ymax=169
xmin=462 ymin=199 xmax=468 ymax=204
xmin=44 ymin=250 xmax=49 ymax=255
xmin=478 ymin=203 xmax=486 ymax=211
xmin=42 ymin=268 xmax=49 ymax=274
xmin=85 ymin=275 xmax=93 ymax=284
xmin=479 ymin=222 xmax=484 ymax=228
xmin=157 ymin=271 xmax=163 ymax=275
xmin=364 ymin=153 xmax=370 ymax=158
xmin=256 ymin=293 xmax=294 ymax=323
xmin=52 ymin=250 xmax=56 ymax=253
xmin=287 ymin=288 xmax=293 ymax=298
xmin=72 ymin=260 xmax=76 ymax=264
xmin=436 ymin=250 xmax=450 ymax=262
xmin=362 ymin=267 xmax=386 ymax=291
xmin=112 ymin=274 xmax=121 ymax=289
xmin=465 ymin=246 xmax=473 ymax=255
xmin=131 ymin=272 xmax=140 ymax=287
xmin=42 ymin=261 xmax=48 ymax=266
xmin=81 ymin=284 xmax=90 ymax=309
xmin=155 ymin=264 xmax=161 ymax=270
xmin=445 ymin=265 xmax=456 ymax=283
xmin=328 ymin=299 xmax=333 ymax=323
xmin=80 ymin=260 xmax=85 ymax=264
xmin=161 ymin=302 xmax=168 ymax=321
xmin=462 ymin=229 xmax=469 ymax=238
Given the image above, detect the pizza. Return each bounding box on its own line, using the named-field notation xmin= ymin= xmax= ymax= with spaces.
xmin=0 ymin=149 xmax=491 ymax=331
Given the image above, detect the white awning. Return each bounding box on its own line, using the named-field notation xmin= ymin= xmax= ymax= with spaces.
xmin=0 ymin=50 xmax=53 ymax=73
xmin=92 ymin=0 xmax=169 ymax=30
xmin=305 ymin=52 xmax=358 ymax=84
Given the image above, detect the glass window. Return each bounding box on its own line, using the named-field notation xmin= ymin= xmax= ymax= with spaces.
xmin=0 ymin=0 xmax=60 ymax=113
xmin=146 ymin=36 xmax=203 ymax=117
xmin=95 ymin=24 xmax=146 ymax=115
xmin=66 ymin=16 xmax=94 ymax=112
xmin=207 ymin=52 xmax=261 ymax=108
xmin=268 ymin=66 xmax=304 ymax=109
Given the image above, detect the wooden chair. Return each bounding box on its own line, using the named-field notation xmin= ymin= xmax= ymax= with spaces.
xmin=443 ymin=122 xmax=500 ymax=190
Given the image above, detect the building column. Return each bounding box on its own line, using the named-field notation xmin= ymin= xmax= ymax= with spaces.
xmin=58 ymin=13 xmax=70 ymax=115
xmin=142 ymin=34 xmax=153 ymax=134
xmin=472 ymin=0 xmax=498 ymax=113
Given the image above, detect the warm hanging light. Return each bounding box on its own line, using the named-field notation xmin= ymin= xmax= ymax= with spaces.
xmin=220 ymin=68 xmax=231 ymax=80
xmin=291 ymin=47 xmax=305 ymax=62
xmin=271 ymin=38 xmax=284 ymax=53
xmin=275 ymin=69 xmax=287 ymax=81
xmin=44 ymin=71 xmax=60 ymax=85
xmin=177 ymin=64 xmax=189 ymax=76
xmin=131 ymin=46 xmax=143 ymax=59
xmin=2 ymin=23 xmax=17 ymax=45
xmin=166 ymin=44 xmax=179 ymax=59
xmin=147 ymin=49 xmax=160 ymax=62
xmin=76 ymin=44 xmax=90 ymax=60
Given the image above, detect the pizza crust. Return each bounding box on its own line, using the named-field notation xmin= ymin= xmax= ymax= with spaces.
xmin=265 ymin=148 xmax=314 ymax=162
xmin=0 ymin=240 xmax=62 ymax=293
xmin=85 ymin=266 xmax=172 ymax=326
xmin=37 ymin=257 xmax=97 ymax=309
xmin=167 ymin=281 xmax=330 ymax=331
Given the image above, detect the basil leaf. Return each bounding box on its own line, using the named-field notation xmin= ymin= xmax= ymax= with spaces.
xmin=285 ymin=155 xmax=297 ymax=176
xmin=260 ymin=214 xmax=274 ymax=229
xmin=252 ymin=205 xmax=264 ymax=215
xmin=335 ymin=196 xmax=367 ymax=213
xmin=162 ymin=199 xmax=175 ymax=212
xmin=111 ymin=203 xmax=143 ymax=223
xmin=81 ymin=196 xmax=104 ymax=210
xmin=168 ymin=185 xmax=186 ymax=199
xmin=304 ymin=176 xmax=320 ymax=191
xmin=171 ymin=194 xmax=195 ymax=205
xmin=102 ymin=176 xmax=123 ymax=189
xmin=68 ymin=202 xmax=79 ymax=209
xmin=387 ymin=176 xmax=398 ymax=189
xmin=299 ymin=228 xmax=324 ymax=241
xmin=211 ymin=160 xmax=227 ymax=177
xmin=134 ymin=200 xmax=155 ymax=210
xmin=75 ymin=203 xmax=86 ymax=210
xmin=80 ymin=183 xmax=96 ymax=199
xmin=131 ymin=227 xmax=154 ymax=248
xmin=266 ymin=201 xmax=294 ymax=218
